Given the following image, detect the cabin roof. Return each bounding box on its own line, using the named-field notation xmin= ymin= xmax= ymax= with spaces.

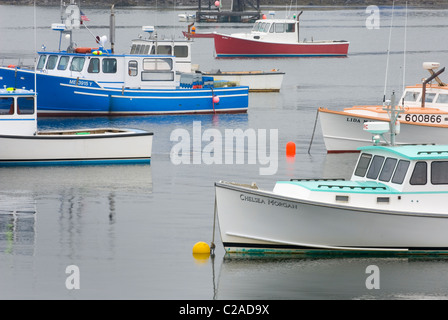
xmin=358 ymin=145 xmax=448 ymax=160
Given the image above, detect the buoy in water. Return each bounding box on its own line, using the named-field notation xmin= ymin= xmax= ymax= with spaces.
xmin=286 ymin=141 xmax=296 ymax=156
xmin=193 ymin=241 xmax=211 ymax=254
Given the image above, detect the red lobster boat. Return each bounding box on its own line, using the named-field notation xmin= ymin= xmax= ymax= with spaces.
xmin=213 ymin=13 xmax=349 ymax=57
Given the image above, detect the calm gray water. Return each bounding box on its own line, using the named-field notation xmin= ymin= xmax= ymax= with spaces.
xmin=1 ymin=4 xmax=448 ymax=300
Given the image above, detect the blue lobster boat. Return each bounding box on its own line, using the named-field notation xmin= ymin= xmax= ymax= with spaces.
xmin=0 ymin=4 xmax=248 ymax=116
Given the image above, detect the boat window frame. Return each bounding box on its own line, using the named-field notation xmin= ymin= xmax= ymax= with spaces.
xmin=141 ymin=70 xmax=175 ymax=81
xmin=87 ymin=57 xmax=100 ymax=73
xmin=46 ymin=55 xmax=59 ymax=70
xmin=0 ymin=97 xmax=15 ymax=115
xmin=435 ymin=93 xmax=448 ymax=104
xmin=354 ymin=153 xmax=372 ymax=177
xmin=37 ymin=55 xmax=47 ymax=70
xmin=410 ymin=161 xmax=428 ymax=185
xmin=275 ymin=23 xmax=285 ymax=33
xmin=424 ymin=92 xmax=436 ymax=103
xmin=403 ymin=90 xmax=420 ymax=103
xmin=70 ymin=57 xmax=86 ymax=72
xmin=174 ymin=45 xmax=189 ymax=58
xmin=17 ymin=96 xmax=35 ymax=115
xmin=128 ymin=60 xmax=138 ymax=77
xmin=57 ymin=56 xmax=70 ymax=70
xmin=102 ymin=58 xmax=117 ymax=74
xmin=391 ymin=160 xmax=410 ymax=185
xmin=431 ymin=161 xmax=448 ymax=185
xmin=378 ymin=157 xmax=398 ymax=182
xmin=286 ymin=23 xmax=295 ymax=32
xmin=366 ymin=155 xmax=385 ymax=180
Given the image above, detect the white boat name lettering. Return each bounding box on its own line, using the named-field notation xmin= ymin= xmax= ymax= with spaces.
xmin=240 ymin=194 xmax=297 ymax=209
xmin=69 ymin=79 xmax=92 ymax=87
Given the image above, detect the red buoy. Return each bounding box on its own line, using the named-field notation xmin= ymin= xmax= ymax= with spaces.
xmin=286 ymin=141 xmax=296 ymax=157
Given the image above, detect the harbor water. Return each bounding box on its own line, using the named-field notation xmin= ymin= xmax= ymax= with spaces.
xmin=1 ymin=4 xmax=448 ymax=300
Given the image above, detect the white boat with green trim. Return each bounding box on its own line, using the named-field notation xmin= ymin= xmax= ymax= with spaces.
xmin=215 ymin=143 xmax=448 ymax=255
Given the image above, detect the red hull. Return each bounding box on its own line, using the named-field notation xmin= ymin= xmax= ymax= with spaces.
xmin=213 ymin=33 xmax=349 ymax=57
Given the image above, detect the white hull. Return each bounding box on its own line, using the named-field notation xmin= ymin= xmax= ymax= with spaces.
xmin=215 ymin=182 xmax=448 ymax=255
xmin=0 ymin=128 xmax=153 ymax=165
xmin=204 ymin=71 xmax=284 ymax=92
xmin=319 ymin=109 xmax=448 ymax=152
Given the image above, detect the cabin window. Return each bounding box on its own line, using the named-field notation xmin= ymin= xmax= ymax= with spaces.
xmin=410 ymin=161 xmax=427 ymax=185
xmin=431 ymin=161 xmax=448 ymax=184
xmin=275 ymin=23 xmax=285 ymax=33
xmin=174 ymin=45 xmax=188 ymax=58
xmin=403 ymin=91 xmax=419 ymax=102
xmin=130 ymin=44 xmax=137 ymax=54
xmin=142 ymin=58 xmax=172 ymax=71
xmin=354 ymin=153 xmax=372 ymax=177
xmin=151 ymin=45 xmax=172 ymax=55
xmin=57 ymin=56 xmax=70 ymax=70
xmin=391 ymin=160 xmax=410 ymax=184
xmin=366 ymin=155 xmax=385 ymax=179
xmin=141 ymin=71 xmax=174 ymax=81
xmin=425 ymin=93 xmax=436 ymax=103
xmin=102 ymin=58 xmax=117 ymax=73
xmin=46 ymin=55 xmax=59 ymax=70
xmin=436 ymin=94 xmax=448 ymax=104
xmin=17 ymin=97 xmax=34 ymax=115
xmin=141 ymin=45 xmax=150 ymax=54
xmin=262 ymin=23 xmax=270 ymax=32
xmin=379 ymin=157 xmax=398 ymax=182
xmin=88 ymin=58 xmax=100 ymax=73
xmin=37 ymin=55 xmax=47 ymax=70
xmin=70 ymin=57 xmax=85 ymax=72
xmin=286 ymin=23 xmax=295 ymax=32
xmin=251 ymin=22 xmax=259 ymax=31
xmin=0 ymin=97 xmax=14 ymax=115
xmin=128 ymin=60 xmax=138 ymax=76
xmin=269 ymin=23 xmax=274 ymax=33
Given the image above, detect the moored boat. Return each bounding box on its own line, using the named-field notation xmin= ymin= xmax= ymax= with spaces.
xmin=0 ymin=88 xmax=153 ymax=165
xmin=0 ymin=2 xmax=248 ymax=116
xmin=319 ymin=62 xmax=448 ymax=153
xmin=213 ymin=12 xmax=349 ymax=57
xmin=215 ymin=104 xmax=448 ymax=255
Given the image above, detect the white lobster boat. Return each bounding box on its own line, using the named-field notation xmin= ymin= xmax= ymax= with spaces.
xmin=319 ymin=62 xmax=448 ymax=153
xmin=215 ymin=104 xmax=448 ymax=255
xmin=0 ymin=88 xmax=153 ymax=166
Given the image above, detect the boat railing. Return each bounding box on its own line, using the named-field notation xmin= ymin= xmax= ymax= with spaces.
xmin=317 ymin=184 xmax=387 ymax=191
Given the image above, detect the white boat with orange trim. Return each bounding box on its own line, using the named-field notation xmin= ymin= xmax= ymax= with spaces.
xmin=214 ymin=106 xmax=448 ymax=255
xmin=319 ymin=62 xmax=448 ymax=153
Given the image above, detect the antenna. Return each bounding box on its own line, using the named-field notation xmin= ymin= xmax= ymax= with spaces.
xmin=383 ymin=0 xmax=395 ymax=103
xmin=402 ymin=1 xmax=408 ymax=96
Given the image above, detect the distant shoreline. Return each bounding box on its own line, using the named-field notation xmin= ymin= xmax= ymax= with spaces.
xmin=1 ymin=0 xmax=448 ymax=8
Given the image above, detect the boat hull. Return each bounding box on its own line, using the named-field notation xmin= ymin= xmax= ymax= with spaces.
xmin=0 ymin=67 xmax=249 ymax=116
xmin=215 ymin=182 xmax=448 ymax=255
xmin=213 ymin=33 xmax=349 ymax=57
xmin=204 ymin=71 xmax=284 ymax=92
xmin=0 ymin=129 xmax=153 ymax=166
xmin=319 ymin=108 xmax=448 ymax=153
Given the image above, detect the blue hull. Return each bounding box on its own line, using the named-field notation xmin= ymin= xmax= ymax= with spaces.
xmin=0 ymin=67 xmax=249 ymax=116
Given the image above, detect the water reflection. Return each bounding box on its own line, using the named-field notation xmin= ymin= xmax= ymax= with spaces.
xmin=212 ymin=254 xmax=448 ymax=300
xmin=0 ymin=194 xmax=36 ymax=256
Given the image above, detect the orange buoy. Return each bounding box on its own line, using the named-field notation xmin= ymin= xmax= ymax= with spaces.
xmin=262 ymin=14 xmax=267 ymax=19
xmin=286 ymin=141 xmax=296 ymax=157
xmin=7 ymin=65 xmax=16 ymax=68
xmin=214 ymin=0 xmax=220 ymax=6
xmin=212 ymin=96 xmax=220 ymax=104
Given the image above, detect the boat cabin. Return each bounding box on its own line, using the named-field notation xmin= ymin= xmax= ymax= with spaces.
xmin=0 ymin=88 xmax=36 ymax=135
xmin=243 ymin=18 xmax=300 ymax=43
xmin=130 ymin=38 xmax=192 ymax=74
xmin=401 ymin=86 xmax=448 ymax=109
xmin=35 ymin=51 xmax=183 ymax=90
xmin=352 ymin=145 xmax=448 ymax=193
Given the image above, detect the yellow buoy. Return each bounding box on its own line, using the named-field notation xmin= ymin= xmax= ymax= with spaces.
xmin=192 ymin=241 xmax=210 ymax=254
